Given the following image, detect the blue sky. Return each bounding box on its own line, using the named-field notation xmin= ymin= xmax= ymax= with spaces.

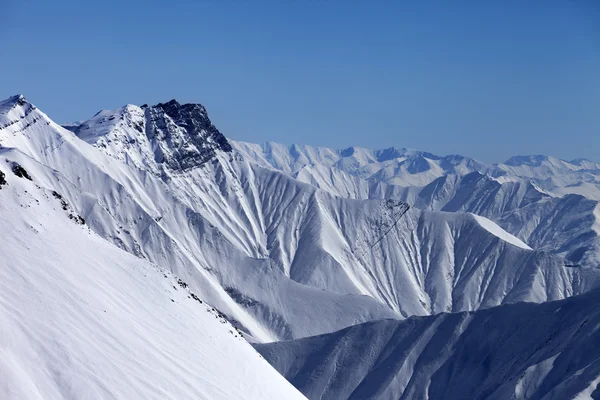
xmin=1 ymin=0 xmax=598 ymax=162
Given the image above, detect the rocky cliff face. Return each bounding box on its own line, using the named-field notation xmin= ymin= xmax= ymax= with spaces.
xmin=145 ymin=100 xmax=232 ymax=172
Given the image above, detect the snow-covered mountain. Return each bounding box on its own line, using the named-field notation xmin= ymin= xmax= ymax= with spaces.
xmin=0 ymin=148 xmax=305 ymax=400
xmin=2 ymin=94 xmax=600 ymax=398
xmin=61 ymin=98 xmax=600 ymax=319
xmin=256 ymin=288 xmax=600 ymax=400
xmin=2 ymin=95 xmax=599 ymax=337
xmin=232 ymin=141 xmax=600 ymax=266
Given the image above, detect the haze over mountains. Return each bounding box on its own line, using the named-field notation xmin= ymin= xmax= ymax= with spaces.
xmin=1 ymin=94 xmax=599 ymax=399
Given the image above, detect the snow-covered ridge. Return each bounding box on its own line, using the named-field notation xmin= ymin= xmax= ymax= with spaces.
xmin=232 ymin=140 xmax=600 ymax=179
xmin=231 ymin=139 xmax=600 ymax=201
xmin=471 ymin=213 xmax=532 ymax=250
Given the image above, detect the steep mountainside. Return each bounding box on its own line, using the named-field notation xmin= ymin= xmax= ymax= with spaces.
xmin=256 ymin=289 xmax=600 ymax=400
xmin=0 ymin=151 xmax=306 ymax=400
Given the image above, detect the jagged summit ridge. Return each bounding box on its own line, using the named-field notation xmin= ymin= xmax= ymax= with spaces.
xmin=71 ymin=98 xmax=233 ymax=173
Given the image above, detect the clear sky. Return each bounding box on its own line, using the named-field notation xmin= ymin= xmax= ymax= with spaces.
xmin=1 ymin=0 xmax=598 ymax=162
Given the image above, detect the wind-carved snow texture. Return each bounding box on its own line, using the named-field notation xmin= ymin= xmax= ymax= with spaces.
xmin=2 ymin=94 xmax=600 ymax=399
xmin=351 ymin=199 xmax=411 ymax=262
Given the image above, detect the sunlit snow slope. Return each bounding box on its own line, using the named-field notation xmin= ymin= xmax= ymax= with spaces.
xmin=0 ymin=154 xmax=306 ymax=400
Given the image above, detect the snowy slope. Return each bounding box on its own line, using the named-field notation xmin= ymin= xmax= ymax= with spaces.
xmin=256 ymin=288 xmax=600 ymax=400
xmin=0 ymin=153 xmax=306 ymax=400
xmin=408 ymin=172 xmax=600 ymax=266
xmin=3 ymin=94 xmax=600 ymax=343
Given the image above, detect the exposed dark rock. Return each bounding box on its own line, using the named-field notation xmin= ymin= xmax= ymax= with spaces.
xmin=52 ymin=190 xmax=69 ymax=210
xmin=146 ymin=99 xmax=232 ymax=171
xmin=11 ymin=163 xmax=32 ymax=180
xmin=68 ymin=213 xmax=86 ymax=225
xmin=177 ymin=278 xmax=188 ymax=289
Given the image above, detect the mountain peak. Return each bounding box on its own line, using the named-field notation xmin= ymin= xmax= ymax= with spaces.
xmin=70 ymin=98 xmax=233 ymax=173
xmin=3 ymin=94 xmax=26 ymax=104
xmin=154 ymin=99 xmax=208 ymax=117
xmin=0 ymin=95 xmax=41 ymax=137
xmin=0 ymin=94 xmax=31 ymax=116
xmin=146 ymin=99 xmax=232 ymax=171
xmin=9 ymin=94 xmax=26 ymax=104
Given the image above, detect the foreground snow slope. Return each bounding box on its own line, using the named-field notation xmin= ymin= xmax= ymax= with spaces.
xmin=256 ymin=289 xmax=600 ymax=400
xmin=232 ymin=141 xmax=600 ymax=266
xmin=0 ymin=156 xmax=306 ymax=400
